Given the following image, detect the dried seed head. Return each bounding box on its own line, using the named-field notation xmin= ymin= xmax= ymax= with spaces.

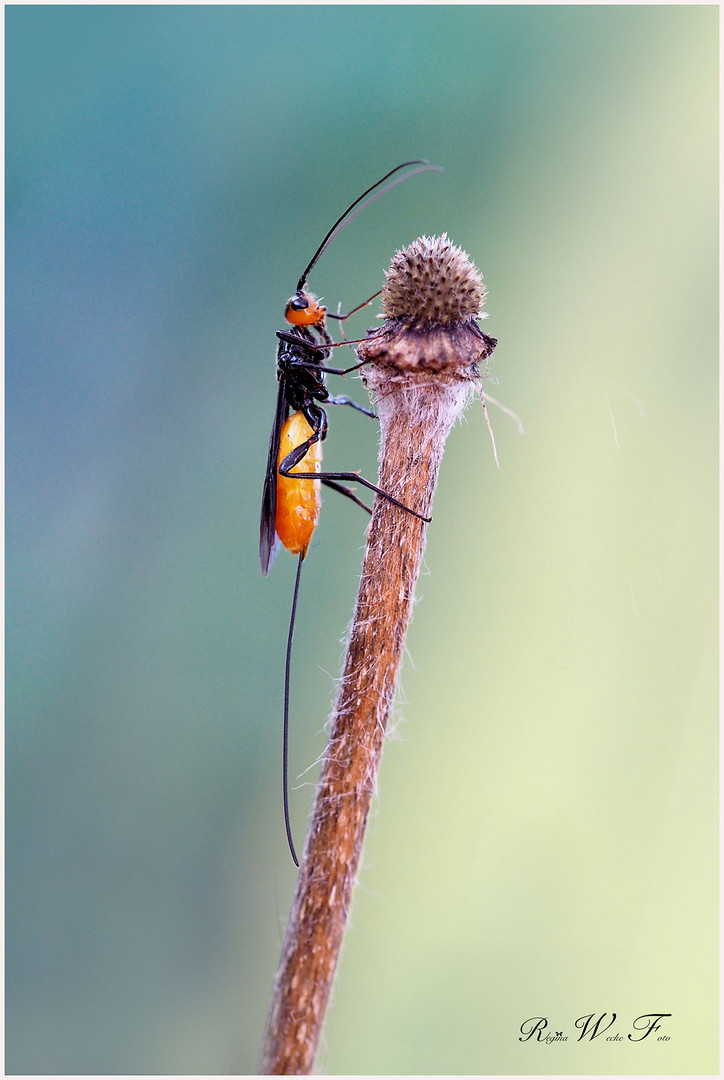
xmin=380 ymin=232 xmax=487 ymax=324
xmin=360 ymin=234 xmax=496 ymax=380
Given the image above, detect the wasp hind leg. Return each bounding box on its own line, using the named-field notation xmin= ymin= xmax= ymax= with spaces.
xmin=322 ymin=478 xmax=373 ymax=515
xmin=279 ymin=440 xmax=431 ymax=524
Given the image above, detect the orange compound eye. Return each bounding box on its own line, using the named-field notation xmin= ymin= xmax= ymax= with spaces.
xmin=285 ymin=291 xmax=326 ymax=326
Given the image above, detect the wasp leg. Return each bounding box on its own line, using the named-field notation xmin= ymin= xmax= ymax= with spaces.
xmin=293 ymin=357 xmax=372 ymax=377
xmin=326 ymin=394 xmax=376 ymax=419
xmin=279 ymin=440 xmax=431 ymax=524
xmin=321 ymin=478 xmax=373 ymax=515
xmin=325 ymin=289 xmax=382 ymax=321
xmin=276 ymin=330 xmax=327 ymax=349
xmin=275 ymin=330 xmax=374 ymax=370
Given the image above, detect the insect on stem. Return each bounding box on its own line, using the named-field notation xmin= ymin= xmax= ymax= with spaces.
xmin=260 ymin=163 xmax=441 ymax=863
xmin=261 ymin=233 xmax=501 ymax=1075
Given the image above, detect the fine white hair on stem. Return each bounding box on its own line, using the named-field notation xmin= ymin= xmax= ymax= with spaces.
xmin=261 ymin=234 xmax=499 ymax=1075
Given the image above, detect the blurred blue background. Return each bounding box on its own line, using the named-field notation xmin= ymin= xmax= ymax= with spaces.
xmin=6 ymin=5 xmax=717 ymax=1074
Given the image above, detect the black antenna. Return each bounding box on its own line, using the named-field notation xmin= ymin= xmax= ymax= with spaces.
xmin=283 ymin=554 xmax=305 ymax=867
xmin=296 ymin=159 xmax=443 ymax=292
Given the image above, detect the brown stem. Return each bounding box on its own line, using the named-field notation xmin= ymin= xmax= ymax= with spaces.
xmin=260 ymin=236 xmax=496 ymax=1075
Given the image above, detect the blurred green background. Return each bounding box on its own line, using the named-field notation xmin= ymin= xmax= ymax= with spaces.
xmin=6 ymin=5 xmax=717 ymax=1075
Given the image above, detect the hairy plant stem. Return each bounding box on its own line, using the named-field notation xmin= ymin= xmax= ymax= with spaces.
xmin=261 ymin=237 xmax=496 ymax=1075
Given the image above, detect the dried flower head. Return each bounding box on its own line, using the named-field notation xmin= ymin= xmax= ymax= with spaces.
xmin=380 ymin=232 xmax=487 ymax=324
xmin=360 ymin=235 xmax=496 ymax=379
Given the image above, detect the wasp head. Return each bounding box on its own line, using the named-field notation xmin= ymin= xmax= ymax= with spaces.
xmin=284 ymin=290 xmax=326 ymax=327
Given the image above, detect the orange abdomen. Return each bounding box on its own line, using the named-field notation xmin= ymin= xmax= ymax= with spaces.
xmin=275 ymin=413 xmax=322 ymax=558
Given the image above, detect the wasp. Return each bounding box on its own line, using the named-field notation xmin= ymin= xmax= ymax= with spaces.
xmin=259 ymin=160 xmax=439 ymax=865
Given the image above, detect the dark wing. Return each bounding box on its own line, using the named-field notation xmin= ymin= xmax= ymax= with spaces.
xmin=260 ymin=376 xmax=290 ymax=576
